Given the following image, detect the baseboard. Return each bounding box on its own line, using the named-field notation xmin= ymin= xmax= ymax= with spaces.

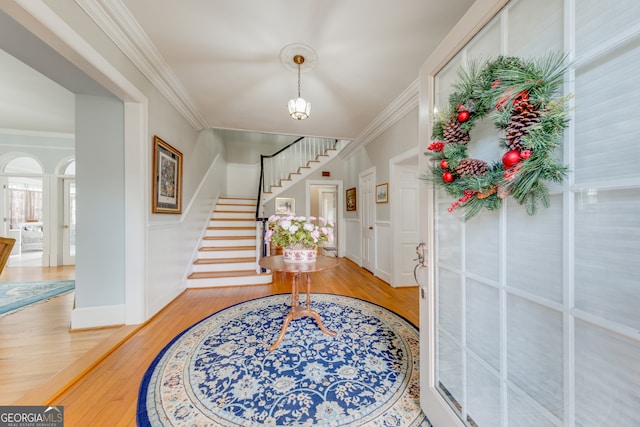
xmin=70 ymin=304 xmax=125 ymax=329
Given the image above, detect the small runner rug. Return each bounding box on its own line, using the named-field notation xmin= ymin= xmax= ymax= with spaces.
xmin=137 ymin=293 xmax=429 ymax=426
xmin=0 ymin=280 xmax=75 ymax=316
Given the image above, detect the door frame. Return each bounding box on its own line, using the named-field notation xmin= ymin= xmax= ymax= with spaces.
xmin=305 ymin=180 xmax=344 ymax=257
xmin=358 ymin=167 xmax=376 ymax=272
xmin=62 ymin=177 xmax=75 ymax=265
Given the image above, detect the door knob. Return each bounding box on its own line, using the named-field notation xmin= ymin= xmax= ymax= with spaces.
xmin=369 ymin=227 xmax=373 ymax=230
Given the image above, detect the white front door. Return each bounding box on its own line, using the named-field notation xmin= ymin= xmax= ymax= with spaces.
xmin=360 ymin=169 xmax=375 ymax=272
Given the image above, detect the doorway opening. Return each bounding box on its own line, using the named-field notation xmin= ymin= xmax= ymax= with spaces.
xmin=309 ymin=184 xmax=338 ymax=257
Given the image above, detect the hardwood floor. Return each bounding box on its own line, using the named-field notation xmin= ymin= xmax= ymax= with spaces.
xmin=3 ymin=258 xmax=421 ymax=426
xmin=0 ymin=263 xmax=136 ymax=406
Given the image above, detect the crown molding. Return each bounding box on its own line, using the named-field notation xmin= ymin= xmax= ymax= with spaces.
xmin=74 ymin=0 xmax=210 ymax=130
xmin=338 ymin=78 xmax=419 ymax=159
xmin=0 ymin=128 xmax=75 ymax=139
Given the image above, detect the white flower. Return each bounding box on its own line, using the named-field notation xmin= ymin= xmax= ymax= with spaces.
xmin=288 ymin=225 xmax=299 ymax=233
xmin=279 ymin=220 xmax=292 ymax=230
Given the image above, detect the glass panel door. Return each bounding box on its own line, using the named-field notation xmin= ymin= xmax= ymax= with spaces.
xmin=63 ymin=178 xmax=76 ymax=265
xmin=421 ymin=0 xmax=640 ymax=425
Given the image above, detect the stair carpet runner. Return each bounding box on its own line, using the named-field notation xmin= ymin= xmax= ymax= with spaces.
xmin=187 ymin=197 xmax=272 ymax=287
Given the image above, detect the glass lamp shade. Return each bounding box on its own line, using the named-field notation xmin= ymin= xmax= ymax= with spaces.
xmin=288 ymin=97 xmax=311 ymax=120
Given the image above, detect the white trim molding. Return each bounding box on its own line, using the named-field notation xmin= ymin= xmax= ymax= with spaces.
xmin=71 ymin=304 xmax=125 ymax=329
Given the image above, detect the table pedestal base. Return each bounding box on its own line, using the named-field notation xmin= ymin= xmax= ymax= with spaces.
xmin=269 ymin=271 xmax=336 ymax=351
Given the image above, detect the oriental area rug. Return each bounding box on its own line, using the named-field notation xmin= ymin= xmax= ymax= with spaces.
xmin=0 ymin=280 xmax=75 ymax=316
xmin=137 ymin=293 xmax=430 ymax=426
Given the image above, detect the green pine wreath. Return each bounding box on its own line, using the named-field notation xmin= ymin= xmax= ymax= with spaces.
xmin=423 ymin=54 xmax=571 ymax=220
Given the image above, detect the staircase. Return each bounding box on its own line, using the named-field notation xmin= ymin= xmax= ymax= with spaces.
xmin=259 ymin=138 xmax=347 ymax=207
xmin=187 ymin=197 xmax=272 ymax=288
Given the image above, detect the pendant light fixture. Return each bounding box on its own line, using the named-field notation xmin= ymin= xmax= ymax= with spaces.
xmin=288 ymin=54 xmax=311 ymax=120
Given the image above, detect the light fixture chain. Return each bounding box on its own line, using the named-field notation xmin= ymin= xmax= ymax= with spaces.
xmin=297 ymin=63 xmax=301 ymax=97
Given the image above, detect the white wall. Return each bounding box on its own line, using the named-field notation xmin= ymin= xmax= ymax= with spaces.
xmin=341 ymin=107 xmax=419 ymax=279
xmin=74 ymin=94 xmax=125 ymax=315
xmin=227 ymin=163 xmax=259 ymax=198
xmin=147 ymin=129 xmax=227 ymax=316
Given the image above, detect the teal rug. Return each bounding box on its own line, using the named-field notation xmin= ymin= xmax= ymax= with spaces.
xmin=0 ymin=280 xmax=75 ymax=316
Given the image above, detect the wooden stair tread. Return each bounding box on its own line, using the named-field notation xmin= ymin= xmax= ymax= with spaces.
xmin=199 ymin=246 xmax=255 ymax=251
xmin=208 ymin=226 xmax=255 ymax=230
xmin=209 ymin=218 xmax=255 ymax=221
xmin=194 ymin=257 xmax=255 ymax=265
xmin=217 ymin=203 xmax=255 ymax=206
xmin=188 ymin=270 xmax=268 ymax=279
xmin=204 ymin=236 xmax=254 ymax=240
xmin=213 ymin=209 xmax=254 ymax=213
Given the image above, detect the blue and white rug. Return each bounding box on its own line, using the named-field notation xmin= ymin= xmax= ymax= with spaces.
xmin=0 ymin=280 xmax=75 ymax=316
xmin=137 ymin=293 xmax=429 ymax=426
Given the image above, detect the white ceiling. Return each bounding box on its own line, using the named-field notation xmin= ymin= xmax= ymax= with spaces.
xmin=0 ymin=1 xmax=476 ymax=142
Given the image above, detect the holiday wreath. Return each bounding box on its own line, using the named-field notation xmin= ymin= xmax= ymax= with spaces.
xmin=424 ymin=54 xmax=571 ymax=220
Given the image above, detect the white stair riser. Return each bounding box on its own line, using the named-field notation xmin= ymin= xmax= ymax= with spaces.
xmin=198 ymin=249 xmax=257 ymax=259
xmin=202 ymin=239 xmax=255 ymax=247
xmin=192 ymin=262 xmax=256 ymax=272
xmin=216 ymin=204 xmax=255 ymax=212
xmin=209 ymin=219 xmax=255 ymax=228
xmin=213 ymin=211 xmax=254 ymax=219
xmin=187 ymin=274 xmax=273 ymax=288
xmin=218 ymin=199 xmax=257 ymax=206
xmin=207 ymin=228 xmax=256 ymax=237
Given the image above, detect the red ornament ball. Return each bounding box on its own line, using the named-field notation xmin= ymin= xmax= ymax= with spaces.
xmin=457 ymin=110 xmax=470 ymax=122
xmin=502 ymin=150 xmax=522 ymax=168
xmin=442 ymin=171 xmax=454 ymax=183
xmin=440 ymin=159 xmax=449 ymax=169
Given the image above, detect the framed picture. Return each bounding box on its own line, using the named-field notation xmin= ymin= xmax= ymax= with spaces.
xmin=376 ymin=183 xmax=388 ymax=204
xmin=346 ymin=187 xmax=357 ymax=211
xmin=152 ymin=135 xmax=183 ymax=214
xmin=275 ymin=197 xmax=295 ymax=215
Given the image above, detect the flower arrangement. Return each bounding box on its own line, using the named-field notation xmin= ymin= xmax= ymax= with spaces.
xmin=264 ymin=215 xmax=334 ymax=249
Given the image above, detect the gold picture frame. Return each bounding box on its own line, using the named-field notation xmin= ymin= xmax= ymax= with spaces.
xmin=346 ymin=187 xmax=356 ymax=211
xmin=376 ymin=183 xmax=388 ymax=204
xmin=152 ymin=135 xmax=183 ymax=214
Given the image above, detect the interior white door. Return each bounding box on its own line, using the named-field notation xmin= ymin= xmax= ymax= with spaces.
xmin=392 ymin=163 xmax=419 ymax=287
xmin=62 ymin=178 xmax=76 ymax=265
xmin=360 ymin=170 xmax=375 ymax=272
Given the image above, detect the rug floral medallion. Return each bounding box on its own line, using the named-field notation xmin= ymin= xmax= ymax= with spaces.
xmin=138 ymin=294 xmax=429 ymax=426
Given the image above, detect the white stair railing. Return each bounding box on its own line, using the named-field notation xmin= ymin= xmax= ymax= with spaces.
xmin=259 ymin=137 xmax=337 ymax=200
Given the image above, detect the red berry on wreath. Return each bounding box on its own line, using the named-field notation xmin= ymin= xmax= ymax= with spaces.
xmin=520 ymin=150 xmax=532 ymax=160
xmin=457 ymin=110 xmax=470 ymax=122
xmin=440 ymin=159 xmax=449 ymax=169
xmin=457 ymin=103 xmax=465 ymax=112
xmin=442 ymin=171 xmax=454 ymax=183
xmin=502 ymin=150 xmax=521 ymax=168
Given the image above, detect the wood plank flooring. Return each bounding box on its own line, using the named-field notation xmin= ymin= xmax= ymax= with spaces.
xmin=0 ymin=264 xmax=136 ymax=405
xmin=3 ymin=258 xmax=421 ymax=427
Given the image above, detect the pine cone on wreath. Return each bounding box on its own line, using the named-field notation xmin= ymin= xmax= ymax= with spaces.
xmin=454 ymin=158 xmax=489 ymax=177
xmin=505 ymin=99 xmax=540 ymax=150
xmin=497 ymin=184 xmax=511 ymax=199
xmin=443 ymin=117 xmax=470 ymax=144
